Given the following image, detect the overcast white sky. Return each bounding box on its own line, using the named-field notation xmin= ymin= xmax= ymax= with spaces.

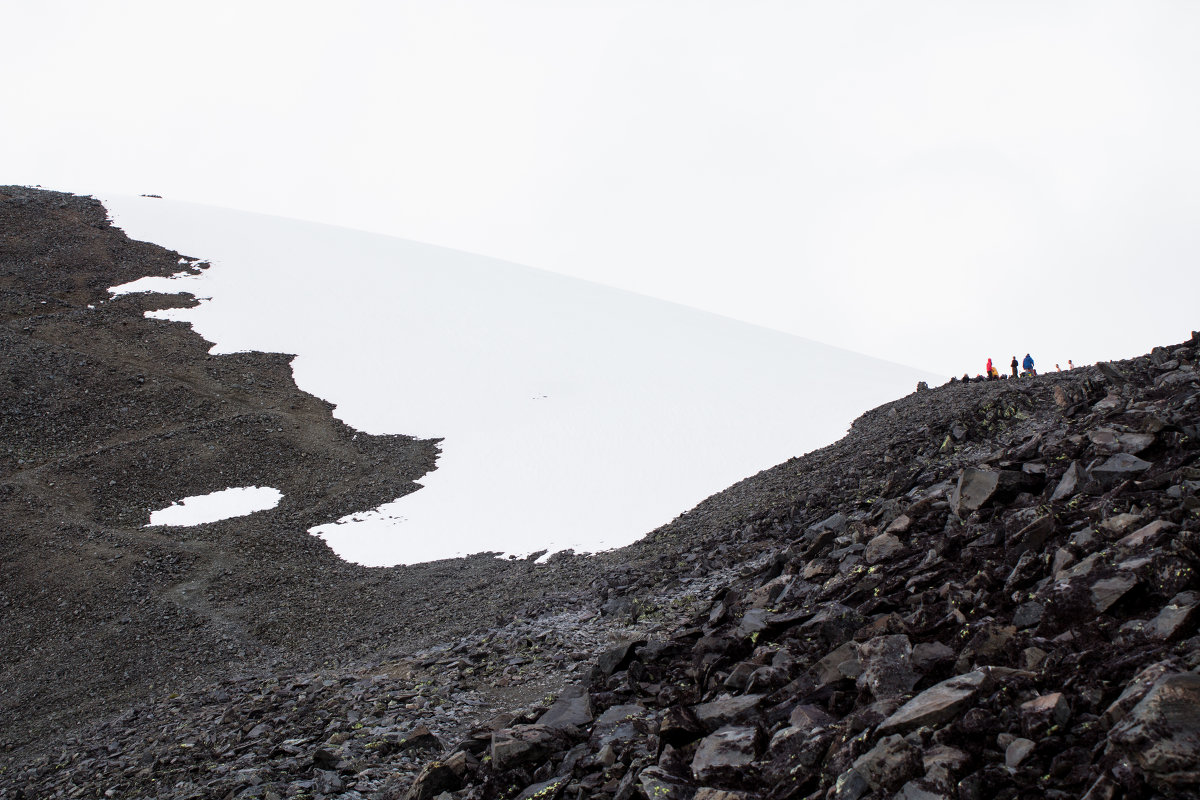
xmin=5 ymin=2 xmax=1199 ymax=375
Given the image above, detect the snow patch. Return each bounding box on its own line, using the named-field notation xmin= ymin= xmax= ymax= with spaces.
xmin=148 ymin=486 xmax=283 ymax=527
xmin=103 ymin=194 xmax=940 ymax=566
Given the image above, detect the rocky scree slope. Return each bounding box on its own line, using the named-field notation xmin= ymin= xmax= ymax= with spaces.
xmin=10 ymin=340 xmax=1200 ymax=800
xmin=0 ymin=187 xmax=726 ymax=766
xmin=398 ymin=342 xmax=1200 ymax=800
xmin=2 ymin=187 xmax=1199 ymax=799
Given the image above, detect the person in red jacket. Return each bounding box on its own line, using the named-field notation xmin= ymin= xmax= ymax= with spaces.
xmin=986 ymin=358 xmax=999 ymax=380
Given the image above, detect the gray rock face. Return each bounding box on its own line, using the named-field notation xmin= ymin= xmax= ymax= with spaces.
xmin=1012 ymin=601 xmax=1044 ymax=630
xmin=491 ymin=725 xmax=571 ymax=771
xmin=832 ymin=768 xmax=870 ymax=800
xmin=690 ymin=726 xmax=762 ymax=782
xmin=877 ymin=671 xmax=988 ymax=735
xmin=537 ymin=684 xmax=593 ymax=730
xmin=1087 ymin=428 xmax=1155 ymax=454
xmin=894 ymin=782 xmax=952 ymax=800
xmin=950 ymin=468 xmax=1034 ymax=516
xmin=951 ymin=468 xmax=1001 ymax=516
xmin=812 ymin=641 xmax=861 ymax=686
xmin=1020 ymin=692 xmax=1070 ymax=736
xmin=1109 ymin=672 xmax=1200 ymax=793
xmin=1091 ymin=575 xmax=1138 ymax=613
xmin=788 ymin=703 xmax=835 ymax=731
xmin=864 ymin=532 xmax=904 ymax=564
xmin=922 ymin=745 xmax=970 ymax=792
xmin=1149 ymin=592 xmax=1200 ymax=640
xmin=1091 ymin=453 xmax=1152 ymax=486
xmin=1050 ymin=461 xmax=1082 ymax=502
xmin=856 ymin=635 xmax=918 ymax=699
xmin=801 ymin=602 xmax=865 ymax=646
xmin=1117 ymin=519 xmax=1176 ymax=550
xmin=1005 ymin=737 xmax=1035 ymax=768
xmin=692 ymin=694 xmax=764 ymax=730
xmin=911 ymin=641 xmax=955 ymax=672
xmin=403 ymin=761 xmax=460 ymax=800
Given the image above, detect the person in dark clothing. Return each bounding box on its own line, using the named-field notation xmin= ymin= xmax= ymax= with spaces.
xmin=1011 ymin=356 xmax=1019 ymax=377
xmin=1023 ymin=353 xmax=1035 ymax=375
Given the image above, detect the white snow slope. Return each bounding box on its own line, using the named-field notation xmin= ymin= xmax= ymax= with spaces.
xmin=103 ymin=195 xmax=940 ymax=566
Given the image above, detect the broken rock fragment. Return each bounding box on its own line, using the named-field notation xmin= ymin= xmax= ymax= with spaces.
xmin=691 ymin=725 xmax=762 ymax=782
xmin=877 ymin=671 xmax=988 ymax=736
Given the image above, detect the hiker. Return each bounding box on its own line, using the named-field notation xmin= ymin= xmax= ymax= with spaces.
xmin=1068 ymin=360 xmax=1075 ymax=370
xmin=1023 ymin=353 xmax=1035 ymax=375
xmin=986 ymin=358 xmax=999 ymax=380
xmin=1056 ymin=363 xmax=1061 ymax=371
xmin=1011 ymin=356 xmax=1019 ymax=377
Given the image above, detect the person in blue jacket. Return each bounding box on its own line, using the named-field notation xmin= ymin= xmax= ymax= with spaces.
xmin=1022 ymin=353 xmax=1035 ymax=375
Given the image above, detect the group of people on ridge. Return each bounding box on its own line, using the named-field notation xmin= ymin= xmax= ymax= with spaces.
xmin=960 ymin=355 xmax=1076 ymax=384
xmin=968 ymin=353 xmax=1037 ymax=383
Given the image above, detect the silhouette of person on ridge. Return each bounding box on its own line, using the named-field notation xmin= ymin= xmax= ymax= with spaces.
xmin=1010 ymin=356 xmax=1019 ymax=378
xmin=1023 ymin=353 xmax=1036 ymax=376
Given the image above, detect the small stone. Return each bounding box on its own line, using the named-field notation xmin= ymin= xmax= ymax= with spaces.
xmin=922 ymin=745 xmax=971 ymax=792
xmin=694 ymin=790 xmax=755 ymax=800
xmin=1051 ymin=462 xmax=1082 ymax=502
xmin=894 ymin=782 xmax=953 ymax=800
xmin=1091 ymin=575 xmax=1138 ymax=613
xmin=1020 ymin=692 xmax=1070 ymax=736
xmin=788 ymin=703 xmax=835 ymax=731
xmin=537 ymin=684 xmax=593 ymax=729
xmin=812 ymin=642 xmax=860 ymax=686
xmin=877 ymin=671 xmax=988 ymax=735
xmin=1005 ymin=738 xmax=1036 ymax=768
xmin=1051 ymin=547 xmax=1077 ymax=576
xmin=491 ymin=725 xmax=571 ymax=771
xmin=832 ymin=768 xmax=869 ymax=800
xmin=1100 ymin=513 xmax=1142 ymax=535
xmin=852 ymin=734 xmax=922 ymax=792
xmin=1091 ymin=453 xmax=1152 ymax=486
xmin=1021 ymin=647 xmax=1048 ymax=671
xmin=856 ymin=635 xmax=918 ymax=699
xmin=1012 ymin=601 xmax=1044 ymax=630
xmin=1149 ymin=591 xmax=1200 ymax=641
xmin=912 ymin=641 xmax=955 ymax=673
xmin=865 ymin=532 xmax=904 ymax=564
xmin=1117 ymin=519 xmax=1177 ymax=551
xmin=692 ymin=694 xmax=764 ymax=730
xmin=691 ymin=726 xmax=761 ymax=782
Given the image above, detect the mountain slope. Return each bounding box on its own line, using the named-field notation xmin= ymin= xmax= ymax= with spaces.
xmin=5 ymin=187 xmax=1198 ymax=800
